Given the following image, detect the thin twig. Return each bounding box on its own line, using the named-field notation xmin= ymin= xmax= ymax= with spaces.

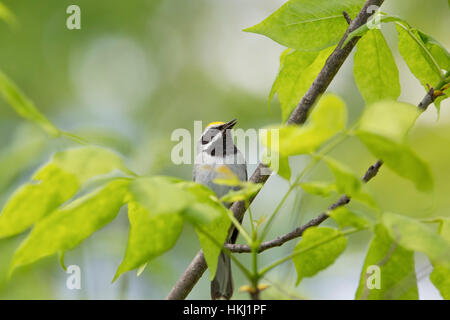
xmin=343 ymin=11 xmax=352 ymax=25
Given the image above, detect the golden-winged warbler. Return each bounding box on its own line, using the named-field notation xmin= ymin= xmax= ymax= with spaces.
xmin=194 ymin=119 xmax=247 ymax=299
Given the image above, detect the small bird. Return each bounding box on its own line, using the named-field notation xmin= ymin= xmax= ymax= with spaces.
xmin=194 ymin=119 xmax=247 ymax=300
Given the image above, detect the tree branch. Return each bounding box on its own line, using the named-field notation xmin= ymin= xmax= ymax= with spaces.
xmin=225 ymin=161 xmax=382 ymax=253
xmin=166 ymin=0 xmax=385 ymax=300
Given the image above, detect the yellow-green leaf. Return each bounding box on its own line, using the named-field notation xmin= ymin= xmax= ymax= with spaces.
xmin=430 ymin=218 xmax=450 ymax=299
xmin=325 ymin=157 xmax=361 ymax=196
xmin=356 ymin=100 xmax=431 ymax=192
xmin=128 ymin=177 xmax=195 ymax=216
xmin=355 ymin=224 xmax=418 ymax=300
xmin=270 ymin=46 xmax=335 ymax=122
xmin=358 ymin=100 xmax=419 ymax=144
xmin=382 ymin=212 xmax=450 ymax=267
xmin=192 ymin=204 xmax=231 ymax=280
xmin=354 ymin=29 xmax=400 ymax=104
xmin=356 ymin=132 xmax=433 ymax=192
xmin=396 ymin=23 xmax=444 ymax=104
xmin=173 ymin=181 xmax=232 ymax=280
xmin=220 ymin=183 xmax=262 ymax=203
xmin=244 ymin=0 xmax=365 ymax=51
xmin=300 ymin=182 xmax=336 ymax=197
xmin=0 ymin=71 xmax=60 ymax=137
xmin=10 ymin=179 xmax=130 ymax=274
xmin=329 ymin=207 xmax=370 ymax=229
xmin=0 ymin=165 xmax=79 ymax=239
xmin=114 ymin=202 xmax=184 ymax=281
xmin=417 ymin=31 xmax=450 ymax=72
xmin=324 ymin=157 xmax=377 ymax=208
xmin=262 ymin=151 xmax=291 ymax=181
xmin=0 ymin=146 xmax=132 ymax=238
xmin=263 ymin=94 xmax=347 ymax=157
xmin=293 ymin=227 xmax=347 ymax=285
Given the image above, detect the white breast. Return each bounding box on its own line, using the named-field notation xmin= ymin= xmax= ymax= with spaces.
xmin=194 ymin=151 xmax=247 ymax=201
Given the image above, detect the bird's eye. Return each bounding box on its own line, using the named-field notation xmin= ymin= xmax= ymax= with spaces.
xmin=201 ymin=137 xmax=209 ymax=145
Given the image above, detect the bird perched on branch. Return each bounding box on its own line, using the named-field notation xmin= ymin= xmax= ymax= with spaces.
xmin=194 ymin=119 xmax=247 ymax=300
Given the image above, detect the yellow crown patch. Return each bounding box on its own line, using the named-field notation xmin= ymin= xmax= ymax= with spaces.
xmin=206 ymin=121 xmax=225 ymax=128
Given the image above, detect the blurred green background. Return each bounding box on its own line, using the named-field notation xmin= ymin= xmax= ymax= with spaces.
xmin=0 ymin=0 xmax=449 ymax=299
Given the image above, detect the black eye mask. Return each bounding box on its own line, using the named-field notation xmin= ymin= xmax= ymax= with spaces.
xmin=201 ymin=127 xmax=223 ymax=145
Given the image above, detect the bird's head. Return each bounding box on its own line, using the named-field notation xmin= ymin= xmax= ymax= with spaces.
xmin=198 ymin=118 xmax=237 ymax=155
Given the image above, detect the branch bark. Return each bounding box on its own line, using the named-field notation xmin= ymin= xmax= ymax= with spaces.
xmin=166 ymin=0 xmax=385 ymax=300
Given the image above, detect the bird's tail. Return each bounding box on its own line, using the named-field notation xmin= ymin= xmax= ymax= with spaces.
xmin=211 ymin=251 xmax=233 ymax=300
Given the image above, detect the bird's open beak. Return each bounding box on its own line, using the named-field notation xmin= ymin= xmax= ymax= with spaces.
xmin=221 ymin=118 xmax=237 ymax=131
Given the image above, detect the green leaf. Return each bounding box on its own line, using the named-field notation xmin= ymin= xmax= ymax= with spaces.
xmin=114 ymin=201 xmax=184 ymax=281
xmin=277 ymin=154 xmax=292 ymax=181
xmin=0 ymin=146 xmax=132 ymax=238
xmin=270 ymin=46 xmax=335 ymax=122
xmin=10 ymin=179 xmax=130 ymax=274
xmin=179 ymin=182 xmax=224 ymax=224
xmin=192 ymin=206 xmax=231 ymax=280
xmin=354 ymin=29 xmax=401 ymax=104
xmin=429 ymin=218 xmax=450 ymax=299
xmin=329 ymin=207 xmax=370 ymax=229
xmin=438 ymin=218 xmax=450 ymax=243
xmin=396 ymin=23 xmax=443 ymax=93
xmin=324 ymin=157 xmax=377 ymax=208
xmin=417 ymin=31 xmax=450 ymax=72
xmin=382 ymin=212 xmax=450 ymax=267
xmin=300 ymin=181 xmax=336 ymax=197
xmin=430 ymin=265 xmax=450 ymax=300
xmin=220 ymin=182 xmax=262 ymax=203
xmin=0 ymin=165 xmax=79 ymax=239
xmin=263 ymin=94 xmax=347 ymax=156
xmin=0 ymin=71 xmax=61 ymax=137
xmin=51 ymin=146 xmax=133 ymax=182
xmin=175 ymin=181 xmax=232 ymax=280
xmin=325 ymin=157 xmax=361 ymax=195
xmin=244 ymin=0 xmax=365 ymax=51
xmin=262 ymin=151 xmax=292 ymax=181
xmin=358 ymin=100 xmax=419 ymax=144
xmin=128 ymin=177 xmax=195 ymax=215
xmin=357 ymin=132 xmax=433 ymax=192
xmin=293 ymin=227 xmax=347 ymax=285
xmin=348 ymin=18 xmax=449 ymax=109
xmin=356 ymin=100 xmax=432 ymax=192
xmin=355 ymin=224 xmax=418 ymax=300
